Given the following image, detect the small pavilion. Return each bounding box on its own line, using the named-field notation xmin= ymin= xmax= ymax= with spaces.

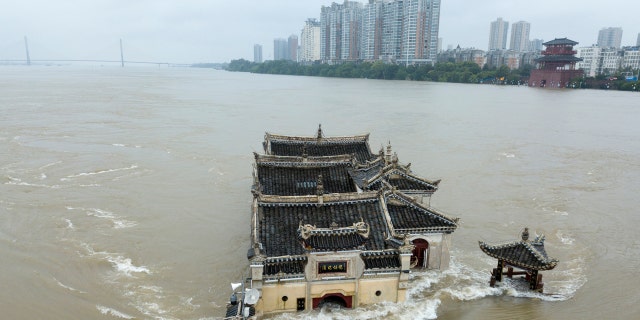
xmin=479 ymin=228 xmax=558 ymax=292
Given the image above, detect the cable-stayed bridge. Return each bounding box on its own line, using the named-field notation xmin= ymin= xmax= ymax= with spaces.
xmin=0 ymin=37 xmax=193 ymax=67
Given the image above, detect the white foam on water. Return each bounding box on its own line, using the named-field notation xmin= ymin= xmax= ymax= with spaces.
xmin=76 ymin=207 xmax=137 ymax=229
xmin=107 ymin=255 xmax=151 ymax=277
xmin=38 ymin=161 xmax=62 ymax=170
xmin=77 ymin=242 xmax=150 ymax=279
xmin=133 ymin=302 xmax=178 ymax=320
xmin=61 ymin=165 xmax=138 ymax=181
xmin=96 ymin=305 xmax=135 ymax=319
xmin=113 ymin=220 xmax=138 ymax=229
xmin=556 ymin=230 xmax=575 ymax=245
xmin=5 ymin=175 xmax=61 ymax=189
xmin=54 ymin=277 xmax=85 ymax=293
xmin=65 ymin=218 xmax=74 ymax=229
xmin=207 ymin=167 xmax=225 ymax=176
xmin=180 ymin=296 xmax=200 ymax=310
xmin=112 ymin=143 xmax=126 ymax=147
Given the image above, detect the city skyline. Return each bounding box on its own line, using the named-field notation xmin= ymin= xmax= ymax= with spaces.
xmin=1 ymin=0 xmax=639 ymax=64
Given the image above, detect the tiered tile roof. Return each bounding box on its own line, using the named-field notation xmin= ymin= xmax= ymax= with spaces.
xmin=250 ymin=127 xmax=459 ymax=274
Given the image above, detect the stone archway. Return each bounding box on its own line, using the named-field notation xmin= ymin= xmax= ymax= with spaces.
xmin=411 ymin=238 xmax=429 ymax=269
xmin=312 ymin=293 xmax=352 ymax=309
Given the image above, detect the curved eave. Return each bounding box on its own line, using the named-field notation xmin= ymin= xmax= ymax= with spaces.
xmin=265 ymin=132 xmax=370 ymax=143
xmin=366 ymin=168 xmax=439 ymax=191
xmin=478 ymin=241 xmax=558 ymax=271
xmin=535 ymin=56 xmax=583 ymax=63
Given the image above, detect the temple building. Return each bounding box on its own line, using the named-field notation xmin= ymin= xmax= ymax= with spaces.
xmin=479 ymin=227 xmax=558 ymax=293
xmin=528 ymin=38 xmax=583 ymax=88
xmin=228 ymin=126 xmax=459 ymax=318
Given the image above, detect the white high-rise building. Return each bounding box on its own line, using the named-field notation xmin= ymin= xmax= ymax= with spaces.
xmin=340 ymin=1 xmax=363 ymax=60
xmin=509 ymin=21 xmax=530 ymax=52
xmin=300 ymin=19 xmax=321 ymax=62
xmin=489 ymin=17 xmax=509 ymax=51
xmin=380 ymin=0 xmax=404 ymax=61
xmin=622 ymin=48 xmax=640 ymax=71
xmin=577 ymin=46 xmax=602 ymax=77
xmin=597 ymin=27 xmax=623 ymax=49
xmin=253 ymin=44 xmax=263 ymax=63
xmin=360 ymin=0 xmax=383 ymax=60
xmin=401 ymin=0 xmax=441 ymax=64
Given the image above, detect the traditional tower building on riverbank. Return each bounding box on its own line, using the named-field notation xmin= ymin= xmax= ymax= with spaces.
xmin=528 ymin=38 xmax=583 ymax=88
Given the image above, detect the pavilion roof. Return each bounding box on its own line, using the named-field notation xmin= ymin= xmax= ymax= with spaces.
xmin=543 ymin=38 xmax=578 ymax=46
xmin=263 ymin=125 xmax=374 ymax=162
xmin=478 ymin=228 xmax=558 ymax=271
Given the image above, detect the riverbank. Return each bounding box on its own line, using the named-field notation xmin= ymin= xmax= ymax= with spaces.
xmin=221 ymin=59 xmax=640 ymax=91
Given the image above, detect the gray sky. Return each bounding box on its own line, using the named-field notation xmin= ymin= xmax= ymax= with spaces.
xmin=1 ymin=0 xmax=639 ymax=64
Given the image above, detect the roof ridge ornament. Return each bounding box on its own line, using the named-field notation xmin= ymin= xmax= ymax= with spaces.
xmin=385 ymin=141 xmax=392 ymax=164
xmin=316 ymin=174 xmax=324 ymax=196
xmin=316 ymin=123 xmax=323 ymax=140
xmin=522 ymin=227 xmax=530 ymax=242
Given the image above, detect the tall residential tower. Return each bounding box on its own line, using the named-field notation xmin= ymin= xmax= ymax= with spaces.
xmin=509 ymin=21 xmax=531 ymax=52
xmin=254 ymin=44 xmax=263 ymax=63
xmin=300 ymin=19 xmax=321 ymax=62
xmin=597 ymin=27 xmax=623 ymax=49
xmin=322 ymin=0 xmax=441 ymax=64
xmin=488 ymin=18 xmax=509 ymax=51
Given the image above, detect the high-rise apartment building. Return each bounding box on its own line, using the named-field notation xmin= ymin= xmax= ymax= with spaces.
xmin=400 ymin=0 xmax=441 ymax=63
xmin=288 ymin=35 xmax=299 ymax=62
xmin=636 ymin=33 xmax=640 ymax=46
xmin=341 ymin=1 xmax=363 ymax=60
xmin=488 ymin=18 xmax=509 ymax=51
xmin=360 ymin=0 xmax=383 ymax=60
xmin=509 ymin=21 xmax=530 ymax=52
xmin=300 ymin=19 xmax=321 ymax=62
xmin=274 ymin=38 xmax=289 ymax=60
xmin=380 ymin=0 xmax=403 ymax=61
xmin=320 ymin=2 xmax=344 ymax=62
xmin=597 ymin=27 xmax=623 ymax=49
xmin=324 ymin=0 xmax=440 ymax=64
xmin=529 ymin=39 xmax=544 ymax=52
xmin=253 ymin=44 xmax=263 ymax=63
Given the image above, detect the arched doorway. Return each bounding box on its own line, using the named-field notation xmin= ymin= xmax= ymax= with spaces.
xmin=312 ymin=293 xmax=352 ymax=309
xmin=411 ymin=239 xmax=429 ymax=268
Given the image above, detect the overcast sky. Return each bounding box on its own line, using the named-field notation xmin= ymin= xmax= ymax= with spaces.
xmin=1 ymin=0 xmax=639 ymax=64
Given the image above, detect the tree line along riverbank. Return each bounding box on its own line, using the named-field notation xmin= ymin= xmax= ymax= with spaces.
xmin=222 ymin=59 xmax=640 ymax=91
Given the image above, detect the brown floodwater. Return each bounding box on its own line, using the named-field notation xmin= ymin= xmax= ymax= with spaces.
xmin=1 ymin=66 xmax=638 ymax=319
